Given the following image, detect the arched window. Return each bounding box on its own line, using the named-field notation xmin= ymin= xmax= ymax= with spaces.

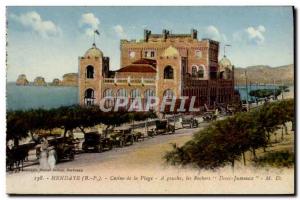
xmin=130 ymin=89 xmax=141 ymax=99
xmin=164 ymin=65 xmax=174 ymax=79
xmin=130 ymin=89 xmax=141 ymax=106
xmin=86 ymin=65 xmax=94 ymax=79
xmin=198 ymin=66 xmax=204 ymax=78
xmin=144 ymin=89 xmax=155 ymax=99
xmin=103 ymin=89 xmax=114 ymax=108
xmin=144 ymin=89 xmax=155 ymax=110
xmin=84 ymin=88 xmax=94 ymax=106
xmin=103 ymin=89 xmax=114 ymax=97
xmin=116 ymin=88 xmax=128 ymax=98
xmin=163 ymin=89 xmax=174 ymax=99
xmin=220 ymin=71 xmax=224 ymax=79
xmin=115 ymin=89 xmax=128 ymax=109
xmin=192 ymin=66 xmax=197 ymax=77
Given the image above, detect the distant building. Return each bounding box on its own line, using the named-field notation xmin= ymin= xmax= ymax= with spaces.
xmin=78 ymin=29 xmax=235 ymax=111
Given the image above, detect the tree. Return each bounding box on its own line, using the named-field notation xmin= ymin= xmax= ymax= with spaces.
xmin=249 ymin=89 xmax=281 ymax=99
xmin=278 ymin=85 xmax=290 ymax=93
xmin=164 ymin=99 xmax=294 ymax=169
xmin=7 ymin=105 xmax=158 ymax=147
xmin=7 ymin=110 xmax=29 ymax=146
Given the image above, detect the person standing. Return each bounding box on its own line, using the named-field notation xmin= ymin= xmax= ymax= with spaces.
xmin=47 ymin=146 xmax=57 ymax=170
xmin=39 ymin=138 xmax=49 ymax=170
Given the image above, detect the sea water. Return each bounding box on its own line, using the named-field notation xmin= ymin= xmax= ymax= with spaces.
xmin=6 ymin=82 xmax=78 ymax=111
xmin=235 ymin=84 xmax=294 ymax=101
xmin=6 ymin=82 xmax=293 ymax=111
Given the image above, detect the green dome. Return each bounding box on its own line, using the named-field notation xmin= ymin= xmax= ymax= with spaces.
xmin=219 ymin=56 xmax=232 ymax=71
xmin=84 ymin=43 xmax=103 ymax=58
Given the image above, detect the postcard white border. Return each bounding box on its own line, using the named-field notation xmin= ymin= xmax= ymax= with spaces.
xmin=1 ymin=1 xmax=299 ymax=199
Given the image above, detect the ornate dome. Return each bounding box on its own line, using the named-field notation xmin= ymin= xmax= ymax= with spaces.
xmin=161 ymin=46 xmax=180 ymax=57
xmin=219 ymin=56 xmax=232 ymax=71
xmin=84 ymin=43 xmax=103 ymax=58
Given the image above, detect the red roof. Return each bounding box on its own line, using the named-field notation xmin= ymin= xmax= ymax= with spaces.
xmin=117 ymin=64 xmax=156 ymax=73
xmin=132 ymin=58 xmax=157 ymax=67
xmin=116 ymin=58 xmax=157 ymax=73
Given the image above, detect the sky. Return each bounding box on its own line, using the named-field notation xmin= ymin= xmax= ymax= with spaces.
xmin=6 ymin=6 xmax=294 ymax=82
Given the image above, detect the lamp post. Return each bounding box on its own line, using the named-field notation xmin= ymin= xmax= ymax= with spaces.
xmin=245 ymin=70 xmax=249 ymax=105
xmin=244 ymin=70 xmax=250 ymax=111
xmin=281 ymin=80 xmax=284 ymax=100
xmin=273 ymin=79 xmax=276 ymax=100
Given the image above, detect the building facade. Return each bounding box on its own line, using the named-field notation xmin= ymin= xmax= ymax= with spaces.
xmin=79 ymin=29 xmax=235 ymax=111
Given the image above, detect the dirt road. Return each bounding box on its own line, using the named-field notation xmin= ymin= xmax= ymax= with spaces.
xmin=6 ymin=122 xmax=294 ymax=194
xmin=56 ymin=126 xmax=201 ymax=170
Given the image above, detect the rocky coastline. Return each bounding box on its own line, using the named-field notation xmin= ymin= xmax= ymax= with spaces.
xmin=15 ymin=73 xmax=78 ymax=87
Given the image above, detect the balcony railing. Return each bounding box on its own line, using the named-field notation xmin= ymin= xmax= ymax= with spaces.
xmin=103 ymin=77 xmax=156 ymax=86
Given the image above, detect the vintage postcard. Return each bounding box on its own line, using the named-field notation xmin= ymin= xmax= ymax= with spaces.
xmin=6 ymin=6 xmax=295 ymax=194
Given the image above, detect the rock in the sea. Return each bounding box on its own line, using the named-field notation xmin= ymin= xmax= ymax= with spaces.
xmin=33 ymin=76 xmax=47 ymax=86
xmin=61 ymin=73 xmax=78 ymax=86
xmin=50 ymin=78 xmax=62 ymax=86
xmin=16 ymin=74 xmax=29 ymax=86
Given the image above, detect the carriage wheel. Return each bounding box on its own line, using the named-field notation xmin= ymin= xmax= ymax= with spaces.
xmin=69 ymin=152 xmax=75 ymax=160
xmin=130 ymin=137 xmax=134 ymax=145
xmin=119 ymin=140 xmax=124 ymax=148
xmin=97 ymin=145 xmax=103 ymax=153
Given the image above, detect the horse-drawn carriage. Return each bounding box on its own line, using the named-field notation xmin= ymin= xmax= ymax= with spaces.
xmin=132 ymin=131 xmax=145 ymax=142
xmin=36 ymin=137 xmax=76 ymax=162
xmin=202 ymin=112 xmax=217 ymax=122
xmin=6 ymin=142 xmax=35 ymax=171
xmin=146 ymin=128 xmax=156 ymax=137
xmin=82 ymin=131 xmax=113 ymax=153
xmin=51 ymin=138 xmax=75 ymax=161
xmin=109 ymin=128 xmax=134 ymax=147
xmin=181 ymin=115 xmax=199 ymax=128
xmin=155 ymin=119 xmax=175 ymax=134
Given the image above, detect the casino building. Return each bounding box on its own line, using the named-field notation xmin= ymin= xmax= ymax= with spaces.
xmin=78 ymin=29 xmax=236 ymax=111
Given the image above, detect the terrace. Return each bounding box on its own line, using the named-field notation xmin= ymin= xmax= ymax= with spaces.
xmin=103 ymin=77 xmax=156 ymax=86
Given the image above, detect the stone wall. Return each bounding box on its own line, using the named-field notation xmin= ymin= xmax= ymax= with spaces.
xmin=120 ymin=36 xmax=218 ymax=79
xmin=79 ymin=57 xmax=103 ymax=105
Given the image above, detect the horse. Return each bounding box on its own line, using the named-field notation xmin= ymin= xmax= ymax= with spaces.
xmin=6 ymin=145 xmax=30 ymax=172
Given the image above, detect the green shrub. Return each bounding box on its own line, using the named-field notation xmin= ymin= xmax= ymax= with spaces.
xmin=6 ymin=105 xmax=157 ymax=145
xmin=254 ymin=151 xmax=294 ymax=168
xmin=164 ymin=99 xmax=294 ymax=169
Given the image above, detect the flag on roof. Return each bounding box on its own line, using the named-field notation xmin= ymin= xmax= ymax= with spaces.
xmin=94 ymin=30 xmax=100 ymax=35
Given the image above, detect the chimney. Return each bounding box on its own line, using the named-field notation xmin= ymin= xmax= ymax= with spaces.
xmin=191 ymin=29 xmax=197 ymax=39
xmin=162 ymin=29 xmax=170 ymax=40
xmin=144 ymin=29 xmax=151 ymax=42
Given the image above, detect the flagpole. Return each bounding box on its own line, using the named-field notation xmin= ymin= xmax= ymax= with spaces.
xmin=93 ymin=31 xmax=95 ymax=45
xmin=224 ymin=44 xmax=232 ymax=57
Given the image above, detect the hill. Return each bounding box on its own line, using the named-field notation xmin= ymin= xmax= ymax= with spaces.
xmin=234 ymin=64 xmax=294 ymax=85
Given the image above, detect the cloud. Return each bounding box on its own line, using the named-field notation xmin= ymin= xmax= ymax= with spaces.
xmin=79 ymin=13 xmax=100 ymax=37
xmin=245 ymin=25 xmax=266 ymax=44
xmin=10 ymin=11 xmax=61 ymax=37
xmin=201 ymin=26 xmax=227 ymax=42
xmin=113 ymin=25 xmax=127 ymax=38
xmin=233 ymin=25 xmax=266 ymax=45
